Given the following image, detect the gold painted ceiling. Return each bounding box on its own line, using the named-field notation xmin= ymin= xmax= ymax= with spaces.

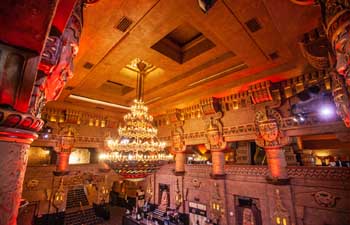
xmin=48 ymin=0 xmax=321 ymax=117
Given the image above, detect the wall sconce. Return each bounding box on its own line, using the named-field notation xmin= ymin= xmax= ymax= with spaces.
xmin=88 ymin=118 xmax=93 ymax=126
xmin=53 ymin=178 xmax=65 ymax=209
xmin=273 ymin=189 xmax=290 ymax=225
xmin=100 ymin=184 xmax=109 ymax=202
xmin=210 ymin=183 xmax=224 ymax=221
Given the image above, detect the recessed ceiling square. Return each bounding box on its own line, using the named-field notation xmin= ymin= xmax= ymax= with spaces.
xmin=151 ymin=23 xmax=216 ymax=64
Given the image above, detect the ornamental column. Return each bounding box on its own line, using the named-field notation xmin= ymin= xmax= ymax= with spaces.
xmin=54 ymin=127 xmax=77 ymax=176
xmin=173 ymin=129 xmax=186 ymax=175
xmin=255 ymin=108 xmax=290 ymax=184
xmin=0 ymin=0 xmax=86 ymax=223
xmin=0 ymin=110 xmax=43 ymax=225
xmin=205 ymin=118 xmax=227 ymax=178
xmin=56 ymin=152 xmax=71 ymax=173
xmin=200 ymin=97 xmax=227 ymax=179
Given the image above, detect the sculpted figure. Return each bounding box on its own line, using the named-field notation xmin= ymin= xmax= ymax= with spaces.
xmin=172 ymin=129 xmax=185 ymax=152
xmin=29 ymin=1 xmax=83 ymax=117
xmin=331 ymin=70 xmax=350 ymax=127
xmin=205 ymin=118 xmax=226 ymax=150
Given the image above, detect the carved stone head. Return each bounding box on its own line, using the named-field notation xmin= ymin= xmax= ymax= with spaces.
xmin=335 ymin=32 xmax=350 ymax=85
xmin=258 ymin=119 xmax=279 ymax=142
xmin=205 ymin=118 xmax=225 ymax=150
xmin=172 ymin=131 xmax=183 ymax=151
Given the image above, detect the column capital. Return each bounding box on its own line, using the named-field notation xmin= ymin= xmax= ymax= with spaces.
xmin=0 ymin=108 xmax=44 ymax=143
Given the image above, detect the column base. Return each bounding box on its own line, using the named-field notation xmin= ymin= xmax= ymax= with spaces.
xmin=210 ymin=173 xmax=226 ymax=179
xmin=265 ymin=176 xmax=290 ymax=185
xmin=173 ymin=171 xmax=185 ymax=176
xmin=53 ymin=171 xmax=70 ymax=176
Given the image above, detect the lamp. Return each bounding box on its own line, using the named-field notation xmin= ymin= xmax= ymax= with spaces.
xmin=104 ymin=60 xmax=173 ymax=180
xmin=211 ymin=183 xmax=224 ymax=221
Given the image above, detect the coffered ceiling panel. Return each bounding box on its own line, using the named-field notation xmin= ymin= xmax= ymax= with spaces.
xmin=53 ymin=0 xmax=321 ymax=116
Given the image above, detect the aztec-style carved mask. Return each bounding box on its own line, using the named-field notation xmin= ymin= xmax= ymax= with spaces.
xmin=257 ymin=119 xmax=279 ymax=143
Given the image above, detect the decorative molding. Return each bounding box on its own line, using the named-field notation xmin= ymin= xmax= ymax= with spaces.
xmin=0 ymin=108 xmax=44 ymax=132
xmin=313 ymin=190 xmax=339 ymax=208
xmin=41 ymin=106 xmax=119 ymax=128
xmin=287 ymin=166 xmax=350 ymax=180
xmin=249 ymin=81 xmax=273 ymax=104
xmin=224 ymin=165 xmax=269 ymax=177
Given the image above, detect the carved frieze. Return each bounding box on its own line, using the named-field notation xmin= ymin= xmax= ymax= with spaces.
xmin=313 ymin=190 xmax=339 ymax=208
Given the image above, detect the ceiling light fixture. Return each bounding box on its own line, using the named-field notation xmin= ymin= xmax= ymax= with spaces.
xmin=68 ymin=94 xmax=130 ymax=110
xmin=104 ymin=60 xmax=172 ymax=180
xmin=188 ymin=63 xmax=247 ymax=87
xmin=145 ymin=97 xmax=161 ymax=104
xmin=319 ymin=104 xmax=335 ymax=119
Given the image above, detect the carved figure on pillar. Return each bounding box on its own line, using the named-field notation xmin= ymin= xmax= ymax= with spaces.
xmin=255 ymin=108 xmax=290 ymax=184
xmin=321 ymin=0 xmax=350 ymax=85
xmin=168 ymin=109 xmax=187 ymax=175
xmin=172 ymin=127 xmax=187 ymax=176
xmin=29 ymin=0 xmax=84 ymax=117
xmin=204 ymin=114 xmax=227 ymax=179
xmin=205 ymin=117 xmax=226 ymax=151
xmin=331 ymin=70 xmax=350 ymax=126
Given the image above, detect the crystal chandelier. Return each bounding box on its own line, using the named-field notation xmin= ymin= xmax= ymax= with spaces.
xmin=104 ymin=60 xmax=172 ymax=180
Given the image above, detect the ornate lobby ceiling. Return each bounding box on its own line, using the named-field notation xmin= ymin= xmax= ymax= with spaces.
xmin=49 ymin=0 xmax=321 ymax=117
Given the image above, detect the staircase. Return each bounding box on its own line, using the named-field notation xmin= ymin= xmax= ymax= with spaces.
xmin=66 ymin=188 xmax=89 ymax=209
xmin=64 ymin=187 xmax=104 ymax=225
xmin=64 ymin=208 xmax=104 ymax=225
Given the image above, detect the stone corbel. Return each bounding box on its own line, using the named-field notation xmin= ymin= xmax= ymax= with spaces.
xmin=200 ymin=97 xmax=221 ymax=116
xmin=299 ymin=26 xmax=331 ymax=70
